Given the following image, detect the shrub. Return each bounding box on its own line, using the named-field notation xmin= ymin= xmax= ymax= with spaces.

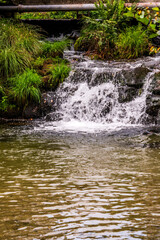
xmin=47 ymin=63 xmax=71 ymax=89
xmin=0 ymin=19 xmax=41 ymax=78
xmin=94 ymin=0 xmax=126 ymax=23
xmin=116 ymin=25 xmax=149 ymax=59
xmin=17 ymin=11 xmax=77 ymax=20
xmin=74 ymin=0 xmax=159 ymax=59
xmin=32 ymin=57 xmax=46 ymax=70
xmin=74 ymin=0 xmax=127 ymax=59
xmin=10 ymin=69 xmax=41 ymax=108
xmin=0 ymin=46 xmax=32 ymax=78
xmin=74 ymin=18 xmax=118 ymax=59
xmin=41 ymin=39 xmax=70 ymax=58
xmin=0 ymin=84 xmax=9 ymax=112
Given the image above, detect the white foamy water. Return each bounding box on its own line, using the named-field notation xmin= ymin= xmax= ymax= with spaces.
xmin=35 ymin=120 xmax=139 ymax=133
xmin=35 ymin=52 xmax=160 ymax=133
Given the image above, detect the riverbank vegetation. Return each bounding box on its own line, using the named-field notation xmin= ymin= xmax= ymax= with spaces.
xmin=74 ymin=0 xmax=160 ymax=59
xmin=0 ymin=19 xmax=71 ymax=117
xmin=17 ymin=11 xmax=78 ymax=20
xmin=1 ymin=0 xmax=160 ymax=118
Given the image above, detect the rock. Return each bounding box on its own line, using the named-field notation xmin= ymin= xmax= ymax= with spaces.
xmin=23 ymin=92 xmax=56 ymax=119
xmin=152 ymin=36 xmax=160 ymax=47
xmin=122 ymin=67 xmax=151 ymax=88
xmin=23 ymin=104 xmax=41 ymax=119
xmin=46 ymin=112 xmax=63 ymax=121
xmin=70 ymin=69 xmax=93 ymax=84
xmin=118 ymin=86 xmax=138 ymax=103
xmin=146 ymin=95 xmax=160 ymax=125
xmin=153 ymin=72 xmax=160 ymax=95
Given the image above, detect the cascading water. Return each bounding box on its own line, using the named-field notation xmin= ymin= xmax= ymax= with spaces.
xmin=36 ymin=51 xmax=160 ymax=133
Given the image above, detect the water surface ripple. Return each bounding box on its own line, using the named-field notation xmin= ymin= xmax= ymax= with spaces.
xmin=0 ymin=125 xmax=160 ymax=240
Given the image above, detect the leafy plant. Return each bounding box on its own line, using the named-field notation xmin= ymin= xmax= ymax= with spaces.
xmin=124 ymin=6 xmax=160 ymax=38
xmin=0 ymin=0 xmax=12 ymax=5
xmin=95 ymin=0 xmax=126 ymax=23
xmin=33 ymin=57 xmax=45 ymax=69
xmin=0 ymin=96 xmax=9 ymax=111
xmin=0 ymin=46 xmax=32 ymax=78
xmin=0 ymin=84 xmax=8 ymax=111
xmin=10 ymin=69 xmax=41 ymax=108
xmin=41 ymin=39 xmax=70 ymax=58
xmin=0 ymin=19 xmax=41 ymax=78
xmin=17 ymin=11 xmax=77 ymax=20
xmin=74 ymin=0 xmax=127 ymax=59
xmin=116 ymin=25 xmax=149 ymax=58
xmin=47 ymin=63 xmax=71 ymax=89
xmin=75 ymin=0 xmax=160 ymax=59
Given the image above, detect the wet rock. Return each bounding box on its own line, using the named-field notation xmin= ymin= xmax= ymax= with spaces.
xmin=146 ymin=94 xmax=160 ymax=124
xmin=122 ymin=67 xmax=150 ymax=88
xmin=23 ymin=104 xmax=41 ymax=119
xmin=90 ymin=70 xmax=121 ymax=86
xmin=100 ymin=104 xmax=111 ymax=116
xmin=118 ymin=86 xmax=138 ymax=103
xmin=23 ymin=92 xmax=56 ymax=119
xmin=70 ymin=69 xmax=93 ymax=84
xmin=46 ymin=112 xmax=63 ymax=121
xmin=145 ymin=71 xmax=160 ymax=124
xmin=153 ymin=72 xmax=160 ymax=95
xmin=67 ymin=31 xmax=80 ymax=40
xmin=0 ymin=107 xmax=22 ymax=119
xmin=152 ymin=35 xmax=160 ymax=47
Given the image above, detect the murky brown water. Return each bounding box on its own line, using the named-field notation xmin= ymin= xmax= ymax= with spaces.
xmin=0 ymin=124 xmax=160 ymax=240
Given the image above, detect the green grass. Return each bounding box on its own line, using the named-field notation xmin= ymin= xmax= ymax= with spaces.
xmin=17 ymin=11 xmax=77 ymax=20
xmin=74 ymin=0 xmax=157 ymax=60
xmin=41 ymin=39 xmax=70 ymax=58
xmin=116 ymin=25 xmax=149 ymax=59
xmin=47 ymin=63 xmax=71 ymax=90
xmin=0 ymin=19 xmax=41 ymax=78
xmin=0 ymin=19 xmax=71 ymax=117
xmin=10 ymin=69 xmax=42 ymax=109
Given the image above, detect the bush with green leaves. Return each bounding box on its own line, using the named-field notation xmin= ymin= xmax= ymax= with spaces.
xmin=17 ymin=11 xmax=77 ymax=20
xmin=41 ymin=39 xmax=70 ymax=58
xmin=0 ymin=19 xmax=41 ymax=78
xmin=74 ymin=0 xmax=127 ymax=59
xmin=0 ymin=84 xmax=8 ymax=111
xmin=74 ymin=0 xmax=160 ymax=59
xmin=10 ymin=69 xmax=41 ymax=109
xmin=42 ymin=39 xmax=70 ymax=57
xmin=47 ymin=63 xmax=71 ymax=90
xmin=116 ymin=25 xmax=149 ymax=59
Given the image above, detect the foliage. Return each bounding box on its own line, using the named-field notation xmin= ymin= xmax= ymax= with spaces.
xmin=0 ymin=19 xmax=70 ymax=117
xmin=75 ymin=0 xmax=160 ymax=59
xmin=116 ymin=25 xmax=149 ymax=59
xmin=41 ymin=39 xmax=70 ymax=58
xmin=0 ymin=46 xmax=32 ymax=79
xmin=10 ymin=69 xmax=41 ymax=108
xmin=47 ymin=63 xmax=71 ymax=90
xmin=124 ymin=6 xmax=160 ymax=37
xmin=75 ymin=0 xmax=127 ymax=59
xmin=32 ymin=57 xmax=45 ymax=70
xmin=94 ymin=0 xmax=126 ymax=22
xmin=17 ymin=11 xmax=77 ymax=20
xmin=0 ymin=19 xmax=41 ymax=78
xmin=0 ymin=85 xmax=8 ymax=111
xmin=0 ymin=0 xmax=12 ymax=5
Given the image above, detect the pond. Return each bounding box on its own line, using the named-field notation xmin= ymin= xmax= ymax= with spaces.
xmin=0 ymin=123 xmax=160 ymax=240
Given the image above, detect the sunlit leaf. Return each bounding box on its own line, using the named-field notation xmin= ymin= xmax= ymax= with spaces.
xmin=152 ymin=7 xmax=159 ymax=11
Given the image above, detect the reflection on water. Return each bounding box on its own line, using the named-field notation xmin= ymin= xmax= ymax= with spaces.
xmin=0 ymin=124 xmax=160 ymax=240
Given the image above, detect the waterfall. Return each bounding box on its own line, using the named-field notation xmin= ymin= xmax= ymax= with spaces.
xmin=36 ymin=51 xmax=160 ymax=132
